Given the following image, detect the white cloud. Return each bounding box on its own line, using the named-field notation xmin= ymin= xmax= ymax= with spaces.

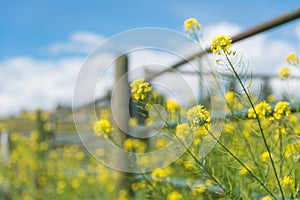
xmin=295 ymin=25 xmax=300 ymax=47
xmin=49 ymin=31 xmax=105 ymax=54
xmin=0 ymin=56 xmax=82 ymax=116
xmin=1 ymin=25 xmax=300 ymax=117
xmin=201 ymin=21 xmax=242 ymax=47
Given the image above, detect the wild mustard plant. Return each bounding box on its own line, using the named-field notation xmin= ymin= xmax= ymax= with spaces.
xmin=280 ymin=67 xmax=291 ymax=79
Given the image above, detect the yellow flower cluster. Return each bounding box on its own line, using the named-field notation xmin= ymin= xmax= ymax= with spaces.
xmin=247 ymin=101 xmax=271 ymax=119
xmin=151 ymin=166 xmax=173 ymax=181
xmin=211 ymin=35 xmax=232 ymax=54
xmin=184 ymin=18 xmax=201 ymax=31
xmin=93 ymin=119 xmax=114 ymax=136
xmin=239 ymin=163 xmax=252 ymax=175
xmin=117 ymin=189 xmax=130 ymax=200
xmin=130 ymin=78 xmax=152 ymax=101
xmin=260 ymin=151 xmax=270 ymax=162
xmin=2 ymin=132 xmax=118 ymax=199
xmin=131 ymin=181 xmax=146 ymax=191
xmin=166 ymin=99 xmax=180 ymax=112
xmin=273 ymin=101 xmax=291 ymax=120
xmin=175 ymin=123 xmax=191 ymax=140
xmin=123 ymin=138 xmax=147 ymax=153
xmin=261 ymin=196 xmax=273 ymax=200
xmin=191 ymin=184 xmax=206 ymax=194
xmin=187 ymin=105 xmax=210 ymax=128
xmin=279 ymin=67 xmax=291 ymax=79
xmin=167 ymin=191 xmax=182 ymax=200
xmin=286 ymin=52 xmax=300 ymax=66
xmin=284 ymin=143 xmax=300 ymax=157
xmin=166 ymin=99 xmax=180 ymax=122
xmin=282 ymin=175 xmax=294 ymax=187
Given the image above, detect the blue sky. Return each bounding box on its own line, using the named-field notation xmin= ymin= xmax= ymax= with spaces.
xmin=1 ymin=1 xmax=300 ymax=116
xmin=1 ymin=1 xmax=299 ymax=59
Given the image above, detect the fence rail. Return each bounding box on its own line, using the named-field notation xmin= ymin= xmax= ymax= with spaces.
xmin=76 ymin=7 xmax=300 ymax=111
xmin=2 ymin=7 xmax=299 ymax=200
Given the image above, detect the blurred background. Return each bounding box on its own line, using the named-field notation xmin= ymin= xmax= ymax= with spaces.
xmin=1 ymin=0 xmax=300 ymax=117
xmin=0 ymin=1 xmax=300 ymax=200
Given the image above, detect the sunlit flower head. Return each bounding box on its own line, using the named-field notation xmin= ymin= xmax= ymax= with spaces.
xmin=187 ymin=105 xmax=210 ymax=128
xmin=184 ymin=18 xmax=201 ymax=31
xmin=93 ymin=119 xmax=114 ymax=136
xmin=261 ymin=196 xmax=273 ymax=200
xmin=131 ymin=181 xmax=146 ymax=191
xmin=273 ymin=101 xmax=291 ymax=120
xmin=247 ymin=101 xmax=271 ymax=119
xmin=167 ymin=191 xmax=182 ymax=200
xmin=282 ymin=175 xmax=294 ymax=187
xmin=175 ymin=123 xmax=191 ymax=139
xmin=166 ymin=99 xmax=180 ymax=112
xmin=286 ymin=52 xmax=300 ymax=66
xmin=239 ymin=163 xmax=252 ymax=175
xmin=279 ymin=67 xmax=291 ymax=79
xmin=130 ymin=78 xmax=152 ymax=101
xmin=151 ymin=166 xmax=173 ymax=181
xmin=260 ymin=151 xmax=271 ymax=162
xmin=192 ymin=184 xmax=206 ymax=194
xmin=211 ymin=35 xmax=232 ymax=54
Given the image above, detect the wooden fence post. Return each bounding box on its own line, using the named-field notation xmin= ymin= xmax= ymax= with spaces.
xmin=0 ymin=129 xmax=9 ymax=163
xmin=113 ymin=54 xmax=133 ymax=197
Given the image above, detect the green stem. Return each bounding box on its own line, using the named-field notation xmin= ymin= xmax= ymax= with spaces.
xmin=279 ymin=124 xmax=284 ymax=179
xmin=226 ymin=103 xmax=263 ymax=176
xmin=204 ymin=125 xmax=277 ymax=199
xmin=224 ymin=51 xmax=285 ymax=199
xmin=139 ymin=98 xmax=227 ymax=193
xmin=172 ymin=130 xmax=227 ymax=193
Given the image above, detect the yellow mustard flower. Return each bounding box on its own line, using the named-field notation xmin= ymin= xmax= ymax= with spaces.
xmin=175 ymin=123 xmax=191 ymax=140
xmin=286 ymin=52 xmax=300 ymax=66
xmin=184 ymin=18 xmax=201 ymax=31
xmin=261 ymin=196 xmax=273 ymax=200
xmin=267 ymin=95 xmax=276 ymax=103
xmin=166 ymin=99 xmax=180 ymax=121
xmin=93 ymin=119 xmax=114 ymax=136
xmin=284 ymin=143 xmax=299 ymax=157
xmin=75 ymin=151 xmax=85 ymax=161
xmin=56 ymin=180 xmax=66 ymax=194
xmin=43 ymin=123 xmax=51 ymax=132
xmin=151 ymin=166 xmax=173 ymax=181
xmin=129 ymin=117 xmax=138 ymax=127
xmin=187 ymin=105 xmax=210 ymax=128
xmin=282 ymin=175 xmax=294 ymax=187
xmin=248 ymin=101 xmax=271 ymax=119
xmin=123 ymin=138 xmax=147 ymax=153
xmin=71 ymin=179 xmax=80 ymax=189
xmin=194 ymin=125 xmax=208 ymax=137
xmin=183 ymin=162 xmax=196 ymax=171
xmin=192 ymin=184 xmax=206 ymax=194
xmin=225 ymin=91 xmax=235 ymax=103
xmin=166 ymin=99 xmax=180 ymax=112
xmin=131 ymin=181 xmax=146 ymax=191
xmin=39 ymin=141 xmax=48 ymax=151
xmin=156 ymin=138 xmax=166 ymax=148
xmin=279 ymin=67 xmax=291 ymax=79
xmin=260 ymin=151 xmax=270 ymax=162
xmin=118 ymin=189 xmax=129 ymax=200
xmin=273 ymin=101 xmax=291 ymax=120
xmin=239 ymin=163 xmax=252 ymax=175
xmin=211 ymin=35 xmax=232 ymax=54
xmin=130 ymin=78 xmax=152 ymax=101
xmin=167 ymin=191 xmax=182 ymax=200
